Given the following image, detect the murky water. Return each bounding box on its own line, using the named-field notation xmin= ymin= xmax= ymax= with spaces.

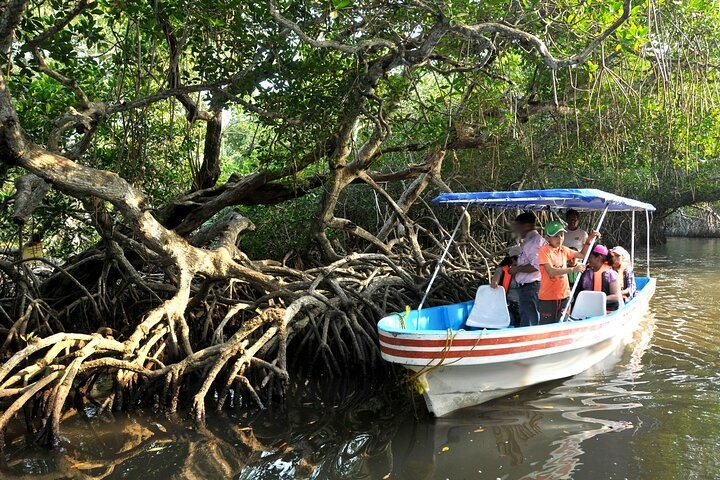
xmin=2 ymin=237 xmax=720 ymax=479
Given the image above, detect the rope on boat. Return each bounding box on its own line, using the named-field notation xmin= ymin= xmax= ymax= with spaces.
xmin=389 ymin=305 xmax=411 ymax=329
xmin=407 ymin=327 xmax=486 ymax=393
xmin=407 ymin=328 xmax=458 ymax=391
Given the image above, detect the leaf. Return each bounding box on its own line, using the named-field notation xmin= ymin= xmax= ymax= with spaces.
xmin=473 ymin=427 xmax=484 ymax=432
xmin=441 ymin=446 xmax=449 ymax=452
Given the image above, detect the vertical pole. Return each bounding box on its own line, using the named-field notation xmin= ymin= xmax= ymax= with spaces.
xmin=560 ymin=204 xmax=610 ymax=322
xmin=418 ymin=202 xmax=470 ymax=312
xmin=645 ymin=209 xmax=651 ymax=278
xmin=630 ymin=210 xmax=635 ymax=271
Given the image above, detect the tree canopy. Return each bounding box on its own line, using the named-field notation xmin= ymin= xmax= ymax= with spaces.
xmin=4 ymin=0 xmax=719 ymax=257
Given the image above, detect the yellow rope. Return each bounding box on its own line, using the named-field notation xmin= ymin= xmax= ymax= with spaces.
xmin=389 ymin=305 xmax=489 ymax=394
xmin=389 ymin=305 xmax=411 ymax=329
xmin=408 ymin=328 xmax=457 ymax=386
xmin=407 ymin=327 xmax=487 ymax=393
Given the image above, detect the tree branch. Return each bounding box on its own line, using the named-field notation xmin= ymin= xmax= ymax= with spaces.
xmin=26 ymin=0 xmax=90 ymax=49
xmin=31 ymin=46 xmax=90 ymax=107
xmin=267 ymin=0 xmax=397 ymax=54
xmin=454 ymin=0 xmax=632 ymax=69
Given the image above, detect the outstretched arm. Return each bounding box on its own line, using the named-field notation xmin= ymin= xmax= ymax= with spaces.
xmin=543 ymin=263 xmax=585 ymax=278
xmin=490 ymin=269 xmax=502 ymax=288
xmin=576 ymin=231 xmax=602 ymax=258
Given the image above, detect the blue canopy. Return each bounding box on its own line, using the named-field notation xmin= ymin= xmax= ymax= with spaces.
xmin=432 ymin=188 xmax=655 ymax=212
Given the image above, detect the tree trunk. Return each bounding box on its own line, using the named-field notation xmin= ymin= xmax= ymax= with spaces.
xmin=193 ymin=108 xmax=223 ymax=191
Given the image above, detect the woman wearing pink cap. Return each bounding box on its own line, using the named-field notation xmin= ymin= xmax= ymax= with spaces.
xmin=576 ymin=245 xmax=624 ymax=311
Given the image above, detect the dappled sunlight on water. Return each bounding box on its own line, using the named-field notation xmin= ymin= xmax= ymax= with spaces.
xmin=2 ymin=238 xmax=719 ymax=479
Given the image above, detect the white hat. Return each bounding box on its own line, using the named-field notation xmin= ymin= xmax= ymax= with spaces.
xmin=610 ymin=246 xmax=630 ymax=261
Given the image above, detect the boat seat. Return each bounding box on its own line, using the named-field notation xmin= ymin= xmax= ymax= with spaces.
xmin=572 ymin=291 xmax=606 ymax=319
xmin=465 ymin=285 xmax=511 ymax=329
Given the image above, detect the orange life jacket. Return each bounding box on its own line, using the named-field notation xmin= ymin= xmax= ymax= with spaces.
xmin=592 ymin=264 xmax=611 ymax=292
xmin=500 ymin=265 xmax=512 ymax=293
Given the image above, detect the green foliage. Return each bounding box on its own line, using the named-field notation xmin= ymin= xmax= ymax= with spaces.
xmin=3 ymin=0 xmax=720 ymax=261
xmin=238 ymin=194 xmax=321 ymax=260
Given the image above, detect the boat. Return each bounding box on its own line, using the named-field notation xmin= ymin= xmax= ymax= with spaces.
xmin=377 ymin=189 xmax=656 ymax=416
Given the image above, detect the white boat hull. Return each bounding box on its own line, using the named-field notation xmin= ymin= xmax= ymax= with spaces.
xmin=378 ymin=278 xmax=656 ymax=417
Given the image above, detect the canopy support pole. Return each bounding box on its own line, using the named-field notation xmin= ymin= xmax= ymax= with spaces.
xmin=630 ymin=211 xmax=635 ymax=271
xmin=418 ymin=203 xmax=470 ymax=312
xmin=560 ymin=204 xmax=610 ymax=323
xmin=645 ymin=209 xmax=651 ymax=278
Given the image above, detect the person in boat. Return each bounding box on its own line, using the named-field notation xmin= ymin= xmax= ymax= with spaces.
xmin=609 ymin=246 xmax=635 ymax=301
xmin=537 ymin=221 xmax=598 ymax=324
xmin=563 ymin=209 xmax=588 ymax=251
xmin=564 ymin=209 xmax=587 ymax=285
xmin=576 ymin=244 xmax=624 ymax=311
xmin=490 ymin=245 xmax=522 ymax=327
xmin=508 ymin=212 xmax=546 ymax=327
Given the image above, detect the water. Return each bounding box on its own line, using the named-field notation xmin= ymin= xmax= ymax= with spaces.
xmin=2 ymin=237 xmax=720 ymax=480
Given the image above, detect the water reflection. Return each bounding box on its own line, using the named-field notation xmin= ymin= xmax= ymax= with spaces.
xmin=2 ymin=238 xmax=719 ymax=480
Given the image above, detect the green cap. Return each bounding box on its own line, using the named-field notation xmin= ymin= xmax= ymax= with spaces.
xmin=544 ymin=221 xmax=566 ymax=237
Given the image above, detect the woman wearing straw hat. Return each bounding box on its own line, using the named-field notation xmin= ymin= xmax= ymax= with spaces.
xmin=609 ymin=245 xmax=636 ymax=301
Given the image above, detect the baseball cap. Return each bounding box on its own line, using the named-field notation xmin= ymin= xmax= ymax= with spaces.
xmin=544 ymin=221 xmax=566 ymax=237
xmin=592 ymin=244 xmax=609 ymax=256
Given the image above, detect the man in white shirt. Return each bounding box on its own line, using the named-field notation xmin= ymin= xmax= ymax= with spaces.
xmin=509 ymin=212 xmax=547 ymax=327
xmin=564 ymin=209 xmax=588 ymax=252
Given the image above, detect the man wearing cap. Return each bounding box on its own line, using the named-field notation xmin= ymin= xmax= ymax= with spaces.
xmin=537 ymin=222 xmax=597 ymax=324
xmin=508 ymin=212 xmax=546 ymax=327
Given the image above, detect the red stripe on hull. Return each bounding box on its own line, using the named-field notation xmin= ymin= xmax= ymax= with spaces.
xmin=380 ymin=336 xmax=586 ymax=359
xmin=379 ymin=321 xmax=610 ymax=348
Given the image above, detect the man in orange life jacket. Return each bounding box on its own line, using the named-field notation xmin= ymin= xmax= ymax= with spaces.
xmin=490 ymin=245 xmax=521 ymax=327
xmin=576 ymin=244 xmax=624 ymax=311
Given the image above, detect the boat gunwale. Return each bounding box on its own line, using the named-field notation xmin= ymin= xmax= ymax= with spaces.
xmin=377 ymin=279 xmax=655 ymax=366
xmin=377 ymin=277 xmax=655 ymax=338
